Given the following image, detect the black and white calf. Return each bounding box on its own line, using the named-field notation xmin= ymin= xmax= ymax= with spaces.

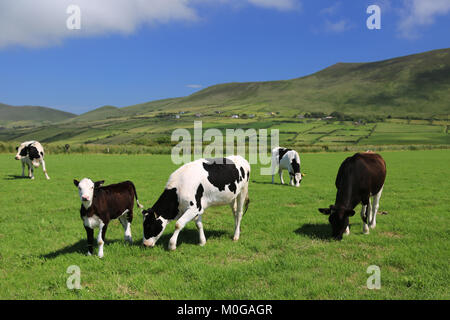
xmin=73 ymin=178 xmax=144 ymax=257
xmin=142 ymin=155 xmax=250 ymax=250
xmin=15 ymin=141 xmax=50 ymax=180
xmin=271 ymin=147 xmax=303 ymax=187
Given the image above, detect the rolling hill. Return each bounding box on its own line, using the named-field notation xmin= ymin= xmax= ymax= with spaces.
xmin=71 ymin=47 xmax=449 ymax=121
xmin=0 ymin=103 xmax=76 ymax=123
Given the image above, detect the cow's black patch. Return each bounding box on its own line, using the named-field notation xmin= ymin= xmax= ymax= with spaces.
xmin=40 ymin=151 xmax=44 ymax=156
xmin=28 ymin=146 xmax=40 ymax=160
xmin=202 ymin=158 xmax=240 ymax=193
xmin=195 ymin=184 xmax=204 ymax=211
xmin=152 ymin=188 xmax=179 ymax=220
xmin=228 ymin=182 xmax=237 ymax=193
xmin=143 ymin=213 xmax=164 ymax=239
xmin=291 ymin=158 xmax=300 ymax=174
xmin=239 ymin=167 xmax=245 ymax=182
xmin=278 ymin=148 xmax=291 ymax=163
xmin=19 ymin=147 xmax=28 ymax=157
xmin=190 ymin=201 xmax=194 ymax=206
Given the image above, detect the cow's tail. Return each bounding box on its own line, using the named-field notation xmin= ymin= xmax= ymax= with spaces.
xmin=243 ymin=193 xmax=250 ymax=216
xmin=130 ymin=182 xmax=144 ymax=209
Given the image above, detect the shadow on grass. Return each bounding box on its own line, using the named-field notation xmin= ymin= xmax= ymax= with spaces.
xmin=42 ymin=229 xmax=229 ymax=258
xmin=251 ymin=180 xmax=294 ymax=187
xmin=41 ymin=239 xmax=123 ymax=259
xmin=3 ymin=174 xmax=29 ymax=180
xmin=157 ymin=228 xmax=228 ymax=250
xmin=294 ymin=223 xmax=331 ymax=240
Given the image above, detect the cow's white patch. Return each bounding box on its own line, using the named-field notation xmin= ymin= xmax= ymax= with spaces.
xmin=83 ymin=214 xmax=101 ymax=229
xmin=77 ymin=178 xmax=95 ymax=209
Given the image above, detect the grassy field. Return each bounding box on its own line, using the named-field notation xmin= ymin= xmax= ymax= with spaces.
xmin=0 ymin=150 xmax=448 ymax=299
xmin=1 ymin=118 xmax=449 ymax=155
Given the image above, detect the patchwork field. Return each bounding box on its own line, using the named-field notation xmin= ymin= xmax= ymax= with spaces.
xmin=0 ymin=150 xmax=449 ymax=299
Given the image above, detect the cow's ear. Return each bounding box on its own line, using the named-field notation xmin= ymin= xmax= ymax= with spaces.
xmin=318 ymin=208 xmax=331 ymax=215
xmin=345 ymin=209 xmax=356 ymax=216
xmin=73 ymin=179 xmax=79 ymax=187
xmin=16 ymin=146 xmax=19 ymax=151
xmin=94 ymin=180 xmax=105 ymax=188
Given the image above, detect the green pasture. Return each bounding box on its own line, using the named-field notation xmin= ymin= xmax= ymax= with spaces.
xmin=0 ymin=150 xmax=449 ymax=299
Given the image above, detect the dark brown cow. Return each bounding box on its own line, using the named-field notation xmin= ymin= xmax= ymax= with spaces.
xmin=73 ymin=178 xmax=143 ymax=257
xmin=318 ymin=152 xmax=386 ymax=240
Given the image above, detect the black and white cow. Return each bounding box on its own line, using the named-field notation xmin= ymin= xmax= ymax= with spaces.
xmin=271 ymin=147 xmax=304 ymax=187
xmin=15 ymin=141 xmax=50 ymax=180
xmin=142 ymin=155 xmax=250 ymax=250
xmin=318 ymin=152 xmax=387 ymax=240
xmin=73 ymin=178 xmax=144 ymax=258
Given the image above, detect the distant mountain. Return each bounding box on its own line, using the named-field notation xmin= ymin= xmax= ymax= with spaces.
xmin=63 ymin=105 xmax=124 ymax=122
xmin=104 ymin=47 xmax=450 ymax=118
xmin=0 ymin=103 xmax=76 ymax=123
xmin=4 ymin=48 xmax=450 ymax=126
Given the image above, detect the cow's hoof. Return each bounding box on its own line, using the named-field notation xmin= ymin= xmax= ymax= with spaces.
xmin=370 ymin=224 xmax=376 ymax=229
xmin=199 ymin=241 xmax=206 ymax=247
xmin=168 ymin=241 xmax=177 ymax=251
xmin=232 ymin=236 xmax=239 ymax=242
xmin=363 ymin=224 xmax=370 ymax=234
xmin=125 ymin=236 xmax=132 ymax=244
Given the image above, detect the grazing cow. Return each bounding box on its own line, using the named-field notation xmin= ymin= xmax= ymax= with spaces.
xmin=271 ymin=147 xmax=304 ymax=187
xmin=73 ymin=178 xmax=144 ymax=257
xmin=318 ymin=152 xmax=386 ymax=240
xmin=15 ymin=141 xmax=50 ymax=180
xmin=142 ymin=155 xmax=250 ymax=250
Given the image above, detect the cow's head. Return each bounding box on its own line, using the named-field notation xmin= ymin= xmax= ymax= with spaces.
xmin=318 ymin=205 xmax=355 ymax=240
xmin=15 ymin=144 xmax=28 ymax=160
xmin=290 ymin=158 xmax=303 ymax=187
xmin=73 ymin=178 xmax=104 ymax=209
xmin=142 ymin=208 xmax=168 ymax=247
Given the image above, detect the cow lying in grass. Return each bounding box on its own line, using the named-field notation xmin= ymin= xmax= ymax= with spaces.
xmin=142 ymin=155 xmax=250 ymax=250
xmin=73 ymin=178 xmax=143 ymax=257
xmin=15 ymin=141 xmax=50 ymax=180
xmin=318 ymin=152 xmax=387 ymax=240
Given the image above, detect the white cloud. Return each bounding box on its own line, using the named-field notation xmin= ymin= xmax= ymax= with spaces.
xmin=398 ymin=0 xmax=450 ymax=38
xmin=186 ymin=84 xmax=203 ymax=88
xmin=320 ymin=2 xmax=342 ymax=16
xmin=247 ymin=0 xmax=299 ymax=11
xmin=324 ymin=19 xmax=353 ymax=33
xmin=0 ymin=0 xmax=301 ymax=49
xmin=0 ymin=0 xmax=198 ymax=48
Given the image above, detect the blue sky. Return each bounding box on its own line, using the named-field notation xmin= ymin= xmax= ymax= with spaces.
xmin=0 ymin=0 xmax=449 ymax=114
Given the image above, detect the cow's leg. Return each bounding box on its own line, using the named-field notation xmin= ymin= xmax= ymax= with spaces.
xmin=119 ymin=210 xmax=132 ymax=244
xmin=84 ymin=226 xmax=94 ymax=256
xmin=27 ymin=163 xmax=32 ymax=178
xmin=41 ymin=159 xmax=50 ymax=180
xmin=21 ymin=161 xmax=25 ymax=177
xmin=169 ymin=208 xmax=198 ymax=251
xmin=279 ymin=169 xmax=284 ymax=184
xmin=97 ymin=221 xmax=108 ymax=258
xmin=195 ymin=214 xmax=206 ymax=246
xmin=271 ymin=161 xmax=277 ymax=184
xmin=233 ymin=186 xmax=248 ymax=241
xmin=30 ymin=165 xmax=34 ymax=180
xmin=370 ymin=186 xmax=383 ymax=229
xmin=363 ymin=198 xmax=372 ymax=235
xmin=344 ymin=225 xmax=350 ymax=235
